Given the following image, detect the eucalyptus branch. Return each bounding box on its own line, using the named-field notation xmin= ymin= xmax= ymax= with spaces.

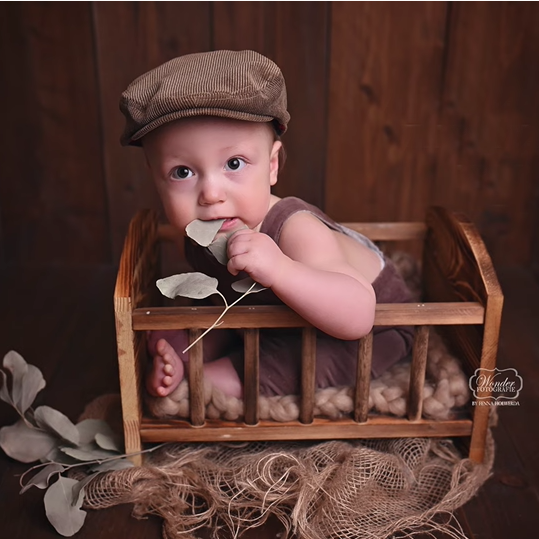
xmin=182 ymin=282 xmax=258 ymax=354
xmin=18 ymin=442 xmax=168 ymax=491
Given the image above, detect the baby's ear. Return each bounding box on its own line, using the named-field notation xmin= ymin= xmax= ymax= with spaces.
xmin=269 ymin=140 xmax=282 ymax=186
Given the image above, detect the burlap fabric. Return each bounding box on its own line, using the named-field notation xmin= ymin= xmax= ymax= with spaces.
xmin=79 ymin=425 xmax=494 ymax=539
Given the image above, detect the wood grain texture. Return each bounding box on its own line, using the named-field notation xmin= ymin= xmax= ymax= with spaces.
xmin=407 ymin=325 xmax=430 ymax=421
xmin=132 ymin=302 xmax=484 ymax=330
xmin=1 ymin=2 xmax=538 ymax=269
xmin=140 ymin=417 xmax=473 ymax=443
xmin=355 ymin=331 xmax=373 ymax=423
xmin=433 ymin=2 xmax=539 ymax=267
xmin=92 ymin=1 xmax=212 ymax=263
xmin=0 ymin=2 xmax=109 ymax=265
xmin=326 ymin=2 xmax=447 ymax=223
xmin=213 ymin=2 xmax=329 ymax=209
xmin=300 ymin=327 xmax=316 ymax=424
xmin=243 ymin=328 xmax=260 ymax=425
xmin=188 ymin=329 xmax=205 ymax=426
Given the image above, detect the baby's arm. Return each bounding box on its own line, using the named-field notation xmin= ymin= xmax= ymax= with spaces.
xmin=226 ymin=213 xmax=376 ymax=340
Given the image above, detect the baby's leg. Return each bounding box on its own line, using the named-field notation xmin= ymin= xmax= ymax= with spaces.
xmin=146 ymin=329 xmax=243 ymax=398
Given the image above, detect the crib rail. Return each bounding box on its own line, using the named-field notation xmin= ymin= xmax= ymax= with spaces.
xmin=132 ymin=302 xmax=484 ymax=329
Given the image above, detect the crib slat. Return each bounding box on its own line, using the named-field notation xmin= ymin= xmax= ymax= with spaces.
xmin=243 ymin=329 xmax=260 ymax=425
xmin=300 ymin=328 xmax=317 ymax=424
xmin=188 ymin=329 xmax=205 ymax=426
xmin=355 ymin=331 xmax=373 ymax=423
xmin=407 ymin=325 xmax=430 ymax=421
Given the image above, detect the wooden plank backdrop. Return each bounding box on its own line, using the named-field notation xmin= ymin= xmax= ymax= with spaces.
xmin=0 ymin=1 xmax=538 ymax=269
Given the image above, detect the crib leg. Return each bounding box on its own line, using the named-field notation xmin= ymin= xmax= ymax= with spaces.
xmin=115 ymin=304 xmax=143 ymax=466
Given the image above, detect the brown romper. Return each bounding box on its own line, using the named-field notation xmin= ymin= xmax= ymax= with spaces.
xmin=185 ymin=197 xmax=414 ymax=397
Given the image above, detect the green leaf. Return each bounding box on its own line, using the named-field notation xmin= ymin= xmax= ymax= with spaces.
xmin=157 ymin=272 xmax=220 ymax=300
xmin=20 ymin=463 xmax=65 ymax=494
xmin=231 ymin=278 xmax=267 ymax=294
xmin=44 ymin=477 xmax=87 ymax=537
xmin=76 ymin=419 xmax=117 ymax=446
xmin=207 ymin=235 xmax=229 ymax=265
xmin=207 ymin=225 xmax=248 ymax=265
xmin=95 ymin=432 xmax=121 ymax=453
xmin=0 ymin=370 xmax=14 ymax=407
xmin=0 ymin=420 xmax=57 ymax=463
xmin=70 ymin=473 xmax=101 ymax=506
xmin=2 ymin=350 xmax=46 ymax=414
xmin=60 ymin=445 xmax=119 ymax=462
xmin=34 ymin=406 xmax=80 ymax=446
xmin=185 ymin=219 xmax=225 ymax=247
xmin=42 ymin=447 xmax=81 ymax=465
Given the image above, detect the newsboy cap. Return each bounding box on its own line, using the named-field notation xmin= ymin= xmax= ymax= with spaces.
xmin=120 ymin=50 xmax=290 ymax=146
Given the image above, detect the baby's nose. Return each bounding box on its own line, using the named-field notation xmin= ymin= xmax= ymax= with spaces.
xmin=198 ymin=177 xmax=226 ymax=205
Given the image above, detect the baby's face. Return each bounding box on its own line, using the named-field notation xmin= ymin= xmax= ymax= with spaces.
xmin=143 ymin=117 xmax=281 ymax=236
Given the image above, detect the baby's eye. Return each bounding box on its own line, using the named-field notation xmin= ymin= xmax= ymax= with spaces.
xmin=171 ymin=166 xmax=194 ymax=180
xmin=225 ymin=157 xmax=246 ymax=172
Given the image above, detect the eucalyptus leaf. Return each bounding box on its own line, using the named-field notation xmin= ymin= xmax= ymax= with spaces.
xmin=157 ymin=272 xmax=220 ymax=300
xmin=231 ymin=278 xmax=267 ymax=294
xmin=19 ymin=363 xmax=46 ymax=414
xmin=60 ymin=445 xmax=119 ymax=462
xmin=0 ymin=420 xmax=57 ymax=463
xmin=2 ymin=350 xmax=28 ymax=413
xmin=90 ymin=459 xmax=134 ymax=472
xmin=95 ymin=432 xmax=121 ymax=453
xmin=43 ymin=447 xmax=82 ymax=465
xmin=207 ymin=235 xmax=229 ymax=265
xmin=20 ymin=463 xmax=65 ymax=494
xmin=70 ymin=472 xmax=101 ymax=506
xmin=34 ymin=406 xmax=80 ymax=446
xmin=0 ymin=370 xmax=14 ymax=407
xmin=1 ymin=351 xmax=46 ymax=413
xmin=207 ymin=225 xmax=248 ymax=265
xmin=44 ymin=477 xmax=87 ymax=537
xmin=186 ymin=219 xmax=225 ymax=247
xmin=76 ymin=419 xmax=117 ymax=446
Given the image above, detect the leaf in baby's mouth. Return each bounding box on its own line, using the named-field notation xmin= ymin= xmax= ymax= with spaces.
xmin=207 ymin=225 xmax=248 ymax=265
xmin=231 ymin=278 xmax=266 ymax=294
xmin=185 ymin=219 xmax=225 ymax=247
xmin=207 ymin=235 xmax=229 ymax=265
xmin=157 ymin=272 xmax=220 ymax=300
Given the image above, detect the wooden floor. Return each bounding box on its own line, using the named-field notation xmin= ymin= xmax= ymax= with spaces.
xmin=1 ymin=264 xmax=538 ymax=538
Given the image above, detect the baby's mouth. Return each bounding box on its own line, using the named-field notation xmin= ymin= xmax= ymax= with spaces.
xmin=218 ymin=218 xmax=241 ymax=232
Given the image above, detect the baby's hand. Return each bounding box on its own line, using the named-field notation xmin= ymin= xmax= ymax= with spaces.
xmin=226 ymin=229 xmax=286 ymax=288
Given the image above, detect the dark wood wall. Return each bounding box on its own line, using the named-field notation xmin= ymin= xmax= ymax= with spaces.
xmin=1 ymin=2 xmax=538 ymax=269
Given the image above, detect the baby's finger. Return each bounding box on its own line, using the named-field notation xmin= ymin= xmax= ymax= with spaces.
xmin=226 ymin=253 xmax=246 ymax=276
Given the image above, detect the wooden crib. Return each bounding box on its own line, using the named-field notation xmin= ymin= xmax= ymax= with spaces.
xmin=114 ymin=206 xmax=503 ymax=466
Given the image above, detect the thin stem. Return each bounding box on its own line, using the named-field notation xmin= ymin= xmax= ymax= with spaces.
xmin=182 ymin=282 xmax=258 ymax=354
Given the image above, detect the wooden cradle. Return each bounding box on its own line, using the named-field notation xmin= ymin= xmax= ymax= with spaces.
xmin=114 ymin=207 xmax=503 ymax=466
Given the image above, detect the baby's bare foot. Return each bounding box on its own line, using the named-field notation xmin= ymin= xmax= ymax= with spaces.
xmin=146 ymin=338 xmax=185 ymax=397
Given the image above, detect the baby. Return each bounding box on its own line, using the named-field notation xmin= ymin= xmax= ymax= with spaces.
xmin=120 ymin=50 xmax=413 ymax=400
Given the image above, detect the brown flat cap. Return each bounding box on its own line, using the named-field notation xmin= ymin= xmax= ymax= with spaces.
xmin=120 ymin=50 xmax=290 ymax=146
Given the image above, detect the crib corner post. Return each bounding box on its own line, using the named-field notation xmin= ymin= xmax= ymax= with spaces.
xmin=114 ymin=298 xmax=143 ymax=466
